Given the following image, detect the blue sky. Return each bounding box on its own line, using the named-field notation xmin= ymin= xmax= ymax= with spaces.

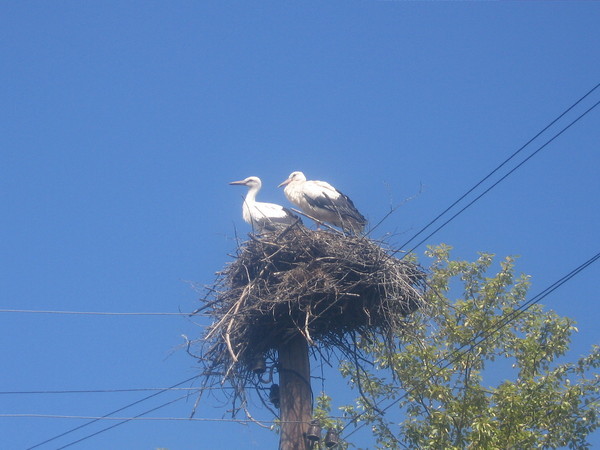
xmin=1 ymin=1 xmax=599 ymax=448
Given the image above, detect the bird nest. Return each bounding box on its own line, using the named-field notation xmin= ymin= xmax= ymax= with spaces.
xmin=189 ymin=225 xmax=426 ymax=417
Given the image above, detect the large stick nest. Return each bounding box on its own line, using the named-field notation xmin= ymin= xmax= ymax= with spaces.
xmin=190 ymin=225 xmax=426 ymax=417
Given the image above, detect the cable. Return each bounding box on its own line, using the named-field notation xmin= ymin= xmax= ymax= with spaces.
xmin=0 ymin=387 xmax=226 ymax=395
xmin=396 ymin=97 xmax=600 ymax=259
xmin=54 ymin=393 xmax=192 ymax=450
xmin=0 ymin=309 xmax=201 ymax=316
xmin=1 ymin=414 xmax=324 ymax=423
xmin=26 ymin=375 xmax=200 ymax=450
xmin=339 ymin=250 xmax=600 ymax=441
xmin=394 ymin=81 xmax=600 ymax=255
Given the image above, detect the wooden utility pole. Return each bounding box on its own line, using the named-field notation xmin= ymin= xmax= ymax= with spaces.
xmin=278 ymin=334 xmax=312 ymax=450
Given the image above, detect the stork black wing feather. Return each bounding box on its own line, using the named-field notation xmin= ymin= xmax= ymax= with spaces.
xmin=303 ymin=191 xmax=366 ymax=223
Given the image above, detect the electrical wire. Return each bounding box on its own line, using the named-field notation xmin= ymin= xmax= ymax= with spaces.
xmin=339 ymin=250 xmax=600 ymax=441
xmin=0 ymin=387 xmax=225 ymax=395
xmin=54 ymin=393 xmax=193 ymax=450
xmin=1 ymin=414 xmax=324 ymax=423
xmin=0 ymin=309 xmax=204 ymax=316
xmin=25 ymin=375 xmax=200 ymax=450
xmin=395 ymin=81 xmax=600 ymax=254
xmin=396 ymin=98 xmax=600 ymax=259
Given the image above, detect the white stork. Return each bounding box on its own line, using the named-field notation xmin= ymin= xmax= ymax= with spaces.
xmin=278 ymin=171 xmax=367 ymax=233
xmin=229 ymin=176 xmax=301 ymax=231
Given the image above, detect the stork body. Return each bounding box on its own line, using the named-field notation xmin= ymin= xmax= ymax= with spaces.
xmin=229 ymin=176 xmax=300 ymax=231
xmin=278 ymin=171 xmax=366 ymax=233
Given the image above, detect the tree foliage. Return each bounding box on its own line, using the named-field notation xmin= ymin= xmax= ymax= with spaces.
xmin=330 ymin=245 xmax=599 ymax=449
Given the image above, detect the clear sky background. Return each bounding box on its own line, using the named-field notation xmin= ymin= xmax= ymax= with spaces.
xmin=1 ymin=2 xmax=599 ymax=449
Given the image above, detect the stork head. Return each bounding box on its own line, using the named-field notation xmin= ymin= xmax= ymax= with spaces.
xmin=278 ymin=171 xmax=306 ymax=188
xmin=229 ymin=176 xmax=262 ymax=189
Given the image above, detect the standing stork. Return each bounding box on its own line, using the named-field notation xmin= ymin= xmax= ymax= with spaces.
xmin=229 ymin=176 xmax=301 ymax=232
xmin=278 ymin=171 xmax=367 ymax=233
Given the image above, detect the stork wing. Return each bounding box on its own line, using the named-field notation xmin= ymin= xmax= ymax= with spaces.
xmin=302 ymin=181 xmax=363 ymax=219
xmin=252 ymin=202 xmax=302 ymax=228
xmin=256 ymin=202 xmax=293 ymax=219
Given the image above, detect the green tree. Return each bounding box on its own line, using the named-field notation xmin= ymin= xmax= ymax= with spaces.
xmin=333 ymin=245 xmax=599 ymax=449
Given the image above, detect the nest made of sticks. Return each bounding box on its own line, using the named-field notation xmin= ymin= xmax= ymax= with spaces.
xmin=190 ymin=225 xmax=427 ymax=417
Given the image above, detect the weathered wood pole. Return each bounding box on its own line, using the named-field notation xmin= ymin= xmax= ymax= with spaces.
xmin=278 ymin=334 xmax=312 ymax=450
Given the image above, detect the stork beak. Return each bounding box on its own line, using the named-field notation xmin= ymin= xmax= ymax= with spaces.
xmin=229 ymin=180 xmax=247 ymax=186
xmin=278 ymin=178 xmax=291 ymax=188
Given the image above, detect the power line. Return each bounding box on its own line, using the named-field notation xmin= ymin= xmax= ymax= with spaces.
xmin=52 ymin=398 xmax=339 ymax=449
xmin=1 ymin=413 xmax=323 ymax=423
xmin=26 ymin=375 xmax=200 ymax=450
xmin=395 ymin=82 xmax=600 ymax=256
xmin=54 ymin=394 xmax=192 ymax=450
xmin=0 ymin=387 xmax=224 ymax=395
xmin=397 ymin=97 xmax=600 ymax=258
xmin=340 ymin=250 xmax=600 ymax=441
xmin=0 ymin=309 xmax=200 ymax=316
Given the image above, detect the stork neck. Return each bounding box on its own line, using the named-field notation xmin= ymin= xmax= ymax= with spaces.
xmin=284 ymin=181 xmax=297 ymax=195
xmin=245 ymin=185 xmax=260 ymax=204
